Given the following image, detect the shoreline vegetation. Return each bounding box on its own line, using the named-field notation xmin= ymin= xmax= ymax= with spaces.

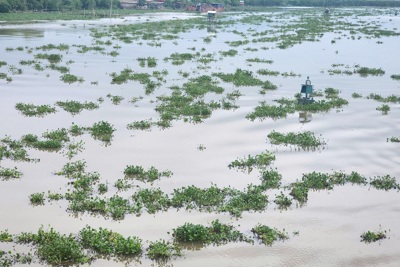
xmin=1 ymin=1 xmax=400 ymax=22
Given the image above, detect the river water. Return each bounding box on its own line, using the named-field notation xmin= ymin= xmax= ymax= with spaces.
xmin=0 ymin=8 xmax=399 ymax=267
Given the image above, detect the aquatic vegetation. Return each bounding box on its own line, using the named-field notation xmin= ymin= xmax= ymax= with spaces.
xmin=173 ymin=220 xmax=250 ymax=245
xmin=387 ymin=137 xmax=400 ymax=143
xmin=246 ymin=58 xmax=273 ymax=64
xmin=370 ymin=175 xmax=400 ymax=191
xmin=352 ymin=92 xmax=362 ymax=98
xmin=360 ymin=228 xmax=387 ymax=243
xmin=69 ymin=124 xmax=86 ymax=136
xmin=132 ymin=188 xmax=170 ymax=214
xmin=98 ymin=183 xmax=108 ymax=194
xmin=356 ymin=66 xmax=385 ymax=77
xmin=17 ymin=227 xmax=90 ymax=265
xmin=259 ymin=169 xmax=282 ymax=189
xmin=15 ymin=103 xmax=56 ymax=117
xmin=219 ymin=49 xmax=238 ymax=57
xmin=267 ymin=131 xmax=326 ymax=149
xmin=0 ymin=251 xmax=32 ymax=266
xmin=56 ymin=100 xmax=99 ymax=115
xmin=87 ymin=121 xmax=115 ymax=143
xmin=0 ymin=167 xmax=22 ymax=180
xmin=124 ymin=165 xmax=172 ymax=182
xmin=0 ymin=230 xmax=13 ymax=242
xmin=21 ymin=128 xmax=69 ymax=151
xmin=34 ymin=53 xmax=62 ymax=64
xmin=257 ymin=69 xmax=280 ymax=76
xmin=228 ymin=151 xmax=276 ymax=172
xmin=0 ymin=137 xmax=32 ymax=162
xmin=213 ymin=69 xmax=264 ymax=87
xmin=274 ymin=192 xmax=292 ymax=209
xmin=246 ymin=102 xmax=295 ymax=121
xmin=390 ymin=74 xmax=400 ymax=80
xmin=29 ymin=192 xmax=45 ymax=205
xmin=60 ymin=73 xmax=83 ymax=84
xmin=251 ymin=224 xmax=288 ymax=245
xmin=127 ymin=119 xmax=154 ymax=130
xmin=79 ymin=226 xmax=142 ymax=256
xmin=376 ymin=104 xmax=390 ymax=114
xmin=64 ymin=140 xmax=85 ymax=159
xmin=367 ymin=93 xmax=400 ymax=103
xmin=147 ymin=240 xmax=181 ymax=260
xmin=106 ymin=94 xmax=124 ymax=105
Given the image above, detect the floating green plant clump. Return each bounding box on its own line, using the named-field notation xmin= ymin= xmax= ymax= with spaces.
xmin=251 ymin=224 xmax=289 ymax=245
xmin=387 ymin=137 xmax=400 ymax=143
xmin=173 ymin=220 xmax=251 ymax=245
xmin=370 ymin=175 xmax=400 ymax=191
xmin=376 ymin=104 xmax=390 ymax=115
xmin=228 ymin=151 xmax=276 ymax=172
xmin=16 ymin=227 xmax=90 ymax=265
xmin=390 ymin=74 xmax=400 ymax=80
xmin=15 ymin=103 xmax=56 ymax=117
xmin=267 ymin=131 xmax=326 ymax=149
xmin=127 ymin=119 xmax=154 ymax=130
xmin=147 ymin=240 xmax=181 ymax=260
xmin=60 ymin=73 xmax=83 ymax=84
xmin=79 ymin=226 xmax=142 ymax=256
xmin=124 ymin=165 xmax=173 ymax=182
xmin=0 ymin=167 xmax=22 ymax=180
xmin=360 ymin=228 xmax=387 ymax=243
xmin=0 ymin=137 xmax=32 ymax=162
xmin=56 ymin=100 xmax=99 ymax=115
xmin=356 ymin=66 xmax=385 ymax=77
xmin=87 ymin=121 xmax=115 ymax=143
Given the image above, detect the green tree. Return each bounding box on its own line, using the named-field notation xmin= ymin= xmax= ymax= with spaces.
xmin=0 ymin=1 xmax=11 ymax=12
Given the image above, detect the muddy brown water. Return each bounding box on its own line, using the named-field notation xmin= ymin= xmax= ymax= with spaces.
xmin=0 ymin=9 xmax=400 ymax=267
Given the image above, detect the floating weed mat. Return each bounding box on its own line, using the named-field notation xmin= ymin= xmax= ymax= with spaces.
xmin=0 ymin=222 xmax=295 ymax=265
xmin=0 ymin=137 xmax=34 ymax=163
xmin=173 ymin=220 xmax=252 ymax=245
xmin=15 ymin=103 xmax=56 ymax=117
xmin=212 ymin=68 xmax=277 ymax=89
xmin=124 ymin=165 xmax=173 ymax=183
xmin=360 ymin=227 xmax=388 ymax=243
xmin=0 ymin=167 xmax=23 ymax=180
xmin=246 ymin=92 xmax=348 ymax=121
xmin=251 ymin=224 xmax=289 ymax=246
xmin=56 ymin=100 xmax=99 ymax=115
xmin=228 ymin=151 xmax=276 ymax=173
xmin=267 ymin=131 xmax=326 ymax=150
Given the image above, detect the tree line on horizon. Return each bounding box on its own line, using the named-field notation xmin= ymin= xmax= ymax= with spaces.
xmin=0 ymin=0 xmax=399 ymax=14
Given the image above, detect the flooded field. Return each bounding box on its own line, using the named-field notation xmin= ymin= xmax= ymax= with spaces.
xmin=1 ymin=8 xmax=400 ymax=267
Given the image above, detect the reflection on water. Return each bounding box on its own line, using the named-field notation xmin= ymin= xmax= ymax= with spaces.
xmin=299 ymin=111 xmax=312 ymax=123
xmin=0 ymin=28 xmax=44 ymax=38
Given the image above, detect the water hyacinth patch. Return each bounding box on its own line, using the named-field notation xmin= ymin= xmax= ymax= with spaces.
xmin=124 ymin=165 xmax=173 ymax=182
xmin=16 ymin=227 xmax=90 ymax=265
xmin=173 ymin=220 xmax=251 ymax=245
xmin=360 ymin=228 xmax=387 ymax=243
xmin=87 ymin=121 xmax=115 ymax=143
xmin=147 ymin=240 xmax=181 ymax=260
xmin=267 ymin=131 xmax=326 ymax=150
xmin=15 ymin=103 xmax=56 ymax=117
xmin=369 ymin=175 xmax=400 ymax=191
xmin=79 ymin=226 xmax=142 ymax=256
xmin=0 ymin=167 xmax=22 ymax=180
xmin=56 ymin=100 xmax=99 ymax=115
xmin=228 ymin=151 xmax=275 ymax=173
xmin=251 ymin=224 xmax=289 ymax=245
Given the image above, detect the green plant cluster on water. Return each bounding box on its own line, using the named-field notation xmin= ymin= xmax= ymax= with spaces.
xmin=387 ymin=137 xmax=400 ymax=143
xmin=56 ymin=100 xmax=99 ymax=115
xmin=110 ymin=67 xmax=161 ymax=95
xmin=154 ymin=75 xmax=238 ymax=126
xmin=376 ymin=104 xmax=390 ymax=114
xmin=15 ymin=103 xmax=56 ymax=117
xmin=173 ymin=220 xmax=251 ymax=245
xmin=251 ymin=224 xmax=289 ymax=245
xmin=0 ymin=137 xmax=33 ymax=162
xmin=213 ymin=68 xmax=277 ymax=89
xmin=360 ymin=228 xmax=387 ymax=243
xmin=247 ymin=88 xmax=348 ymax=121
xmin=267 ymin=131 xmax=326 ymax=150
xmin=22 ymin=128 xmax=69 ymax=151
xmin=228 ymin=150 xmax=276 ymax=173
xmin=0 ymin=167 xmax=22 ymax=180
xmin=124 ymin=165 xmax=173 ymax=183
xmin=0 ymin=251 xmax=32 ymax=267
xmin=391 ymin=74 xmax=400 ymax=80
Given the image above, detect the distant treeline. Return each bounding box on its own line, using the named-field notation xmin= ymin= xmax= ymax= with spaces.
xmin=0 ymin=0 xmax=399 ymax=13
